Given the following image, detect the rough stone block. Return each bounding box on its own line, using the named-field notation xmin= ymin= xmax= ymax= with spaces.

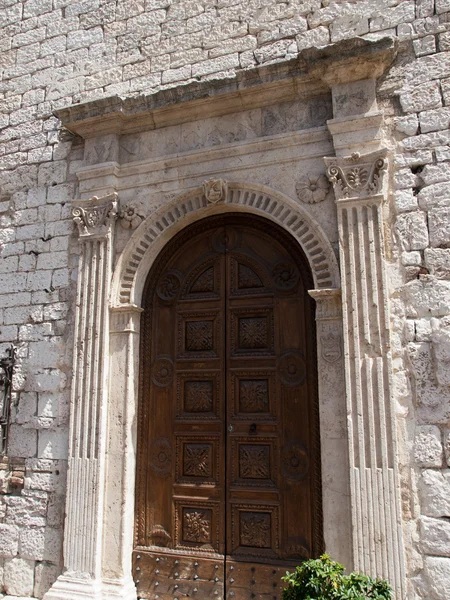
xmin=395 ymin=211 xmax=429 ymax=251
xmin=429 ymin=206 xmax=450 ymax=248
xmin=37 ymin=429 xmax=68 ymax=460
xmin=418 ymin=181 xmax=450 ymax=209
xmin=421 ymin=163 xmax=450 ymax=186
xmin=5 ymin=495 xmax=47 ymax=528
xmin=402 ymin=251 xmax=421 ymax=266
xmin=415 ymin=425 xmax=443 ymax=467
xmin=25 ymin=469 xmax=64 ymax=493
xmin=420 ymin=469 xmax=450 ymax=517
xmin=395 ymin=113 xmax=419 ymax=136
xmin=436 ymin=0 xmax=450 ymax=13
xmin=7 ymin=426 xmax=37 ymax=459
xmin=425 ymin=248 xmax=450 ymax=278
xmin=67 ymin=27 xmax=103 ymax=50
xmin=4 ymin=558 xmax=34 ymax=597
xmin=370 ymin=1 xmax=416 ymax=30
xmin=19 ymin=527 xmax=62 ymax=562
xmin=34 ymin=562 xmax=60 ymax=599
xmin=420 ymin=516 xmax=450 ymax=556
xmin=424 ymin=557 xmax=450 ymax=600
xmin=414 ymin=34 xmax=437 ymax=57
xmin=400 ymin=81 xmax=442 ymax=113
xmin=16 ymin=391 xmax=38 ymax=425
xmin=0 ymin=524 xmax=19 ymax=558
xmin=419 ymin=106 xmax=450 ymax=133
xmin=404 ymin=277 xmax=450 ymax=318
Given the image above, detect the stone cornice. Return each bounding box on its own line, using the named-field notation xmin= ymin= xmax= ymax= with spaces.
xmin=54 ymin=37 xmax=397 ymax=139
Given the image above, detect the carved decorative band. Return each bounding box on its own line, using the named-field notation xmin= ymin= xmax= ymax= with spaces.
xmin=72 ymin=192 xmax=118 ymax=238
xmin=324 ymin=149 xmax=388 ymax=201
xmin=118 ymin=184 xmax=341 ymax=304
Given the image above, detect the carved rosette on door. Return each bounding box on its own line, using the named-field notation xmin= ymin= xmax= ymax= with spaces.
xmin=134 ymin=215 xmax=322 ymax=600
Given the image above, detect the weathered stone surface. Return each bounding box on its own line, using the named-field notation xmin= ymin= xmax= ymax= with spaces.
xmin=419 ymin=469 xmax=450 ymax=517
xmin=4 ymin=558 xmax=34 ymax=597
xmin=420 ymin=516 xmax=450 ymax=556
xmin=396 ymin=211 xmax=429 ymax=250
xmin=429 ymin=206 xmax=450 ymax=248
xmin=415 ymin=426 xmax=443 ymax=467
xmin=404 ymin=277 xmax=450 ymax=318
xmin=425 ymin=248 xmax=450 ymax=278
xmin=0 ymin=524 xmax=19 ymax=558
xmin=424 ymin=557 xmax=450 ymax=600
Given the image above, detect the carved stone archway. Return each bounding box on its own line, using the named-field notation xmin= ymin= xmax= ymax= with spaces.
xmin=111 ymin=182 xmax=341 ymax=309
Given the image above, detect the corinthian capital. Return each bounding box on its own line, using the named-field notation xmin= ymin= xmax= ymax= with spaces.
xmin=72 ymin=192 xmax=118 ymax=238
xmin=324 ymin=149 xmax=388 ymax=201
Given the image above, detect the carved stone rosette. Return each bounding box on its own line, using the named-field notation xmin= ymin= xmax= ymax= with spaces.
xmin=324 ymin=149 xmax=387 ymax=201
xmin=324 ymin=148 xmax=406 ymax=597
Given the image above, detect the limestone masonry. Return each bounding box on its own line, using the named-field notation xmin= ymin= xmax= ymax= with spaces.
xmin=1 ymin=1 xmax=450 ymax=600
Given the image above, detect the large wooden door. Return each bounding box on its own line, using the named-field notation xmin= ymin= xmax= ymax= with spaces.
xmin=134 ymin=215 xmax=322 ymax=600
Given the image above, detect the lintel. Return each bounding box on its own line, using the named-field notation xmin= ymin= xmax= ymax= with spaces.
xmin=54 ymin=36 xmax=397 ymax=139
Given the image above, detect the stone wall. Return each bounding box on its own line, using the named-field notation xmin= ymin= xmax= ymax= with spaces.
xmin=0 ymin=1 xmax=450 ymax=599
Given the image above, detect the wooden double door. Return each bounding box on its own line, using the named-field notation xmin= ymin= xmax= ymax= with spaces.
xmin=134 ymin=215 xmax=322 ymax=600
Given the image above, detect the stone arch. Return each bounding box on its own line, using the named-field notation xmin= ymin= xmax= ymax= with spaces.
xmin=111 ymin=182 xmax=340 ymax=307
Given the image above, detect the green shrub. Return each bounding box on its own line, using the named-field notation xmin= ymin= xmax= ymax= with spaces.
xmin=281 ymin=554 xmax=393 ymax=600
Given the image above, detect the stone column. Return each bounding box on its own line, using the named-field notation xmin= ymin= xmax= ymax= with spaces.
xmin=101 ymin=306 xmax=142 ymax=600
xmin=324 ymin=151 xmax=406 ymax=597
xmin=44 ymin=193 xmax=118 ymax=600
xmin=308 ymin=289 xmax=352 ymax=570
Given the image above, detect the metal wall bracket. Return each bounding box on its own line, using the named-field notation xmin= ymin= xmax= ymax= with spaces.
xmin=0 ymin=345 xmax=16 ymax=455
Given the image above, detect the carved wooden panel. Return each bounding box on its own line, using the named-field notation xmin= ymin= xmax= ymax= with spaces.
xmin=177 ymin=311 xmax=221 ymax=358
xmin=230 ymin=309 xmax=274 ymax=356
xmin=230 ymin=437 xmax=277 ymax=488
xmin=181 ymin=257 xmax=223 ymax=301
xmin=176 ymin=373 xmax=220 ymax=420
xmin=174 ymin=500 xmax=220 ymax=552
xmin=231 ymin=504 xmax=279 ymax=558
xmin=186 ymin=321 xmax=213 ymax=351
xmin=230 ymin=371 xmax=276 ymax=421
xmin=239 ymin=380 xmax=269 ymax=413
xmin=176 ymin=435 xmax=219 ymax=484
xmin=136 ymin=215 xmax=322 ymax=600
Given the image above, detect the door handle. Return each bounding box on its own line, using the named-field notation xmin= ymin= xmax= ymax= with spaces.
xmin=249 ymin=423 xmax=257 ymax=434
xmin=228 ymin=424 xmax=234 ymax=433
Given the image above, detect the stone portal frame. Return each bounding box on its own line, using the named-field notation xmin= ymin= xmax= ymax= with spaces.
xmin=44 ymin=37 xmax=407 ymax=600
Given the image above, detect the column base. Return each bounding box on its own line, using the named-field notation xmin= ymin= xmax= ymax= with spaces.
xmin=102 ymin=576 xmax=137 ymax=600
xmin=43 ymin=574 xmax=136 ymax=600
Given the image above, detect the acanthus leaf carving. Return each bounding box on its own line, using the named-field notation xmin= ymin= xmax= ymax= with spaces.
xmin=72 ymin=192 xmax=118 ymax=238
xmin=324 ymin=149 xmax=388 ymax=201
xmin=202 ymin=178 xmax=227 ymax=204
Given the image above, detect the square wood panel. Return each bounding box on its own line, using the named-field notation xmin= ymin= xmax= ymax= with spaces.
xmin=229 ymin=370 xmax=276 ymax=421
xmin=176 ymin=372 xmax=220 ymax=420
xmin=175 ymin=435 xmax=220 ymax=485
xmin=177 ymin=311 xmax=221 ymax=359
xmin=230 ymin=503 xmax=280 ymax=558
xmin=174 ymin=500 xmax=220 ymax=552
xmin=230 ymin=437 xmax=278 ymax=488
xmin=230 ymin=308 xmax=275 ymax=356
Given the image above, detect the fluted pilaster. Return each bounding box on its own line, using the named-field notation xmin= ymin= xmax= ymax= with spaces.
xmin=325 ymin=151 xmax=406 ymax=598
xmin=44 ymin=193 xmax=118 ymax=600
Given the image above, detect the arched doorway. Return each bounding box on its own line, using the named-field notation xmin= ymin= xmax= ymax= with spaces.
xmin=133 ymin=214 xmax=323 ymax=600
